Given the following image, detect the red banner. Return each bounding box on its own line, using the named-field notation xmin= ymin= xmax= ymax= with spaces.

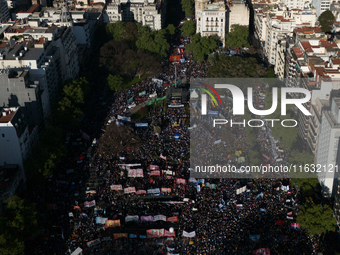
xmin=150 ymin=170 xmax=160 ymax=176
xmin=166 ymin=216 xmax=178 ymax=223
xmin=135 ymin=190 xmax=147 ymax=195
xmin=146 ymin=229 xmax=164 ymax=238
xmin=169 ymin=55 xmax=181 ymax=62
xmin=164 ymin=229 xmax=176 ymax=237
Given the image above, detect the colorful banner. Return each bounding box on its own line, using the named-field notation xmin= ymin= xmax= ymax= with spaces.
xmin=176 ymin=178 xmax=186 ymax=185
xmin=146 ymin=229 xmax=164 ymax=238
xmin=150 ymin=170 xmax=160 ymax=176
xmin=164 ymin=229 xmax=176 ymax=237
xmin=141 ymin=216 xmax=154 ymax=222
xmin=149 ymin=165 xmax=160 ymax=170
xmin=113 ymin=233 xmax=128 ymax=240
xmin=147 ymin=188 xmax=160 ymax=194
xmin=161 ymin=188 xmax=171 ymax=193
xmin=153 ymin=215 xmax=167 ymax=221
xmin=125 ymin=215 xmax=139 ymax=222
xmin=84 ymin=200 xmax=96 ymax=208
xmin=135 ymin=123 xmax=148 ymax=127
xmin=124 ymin=187 xmax=136 ymax=194
xmin=166 ymin=216 xmax=179 ymax=223
xmin=105 ymin=220 xmax=121 ymax=228
xmin=128 ymin=169 xmax=144 ymax=178
xmin=95 ymin=217 xmax=108 ymax=224
xmin=183 ymin=231 xmax=196 ymax=238
xmin=110 ymin=185 xmax=123 ymax=191
xmin=135 ymin=190 xmax=147 ymax=195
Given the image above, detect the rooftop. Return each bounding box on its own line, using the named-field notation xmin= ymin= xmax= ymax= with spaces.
xmin=0 ymin=107 xmax=18 ymax=123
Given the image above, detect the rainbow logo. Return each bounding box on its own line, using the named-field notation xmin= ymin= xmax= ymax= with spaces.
xmin=198 ymin=82 xmax=223 ymax=107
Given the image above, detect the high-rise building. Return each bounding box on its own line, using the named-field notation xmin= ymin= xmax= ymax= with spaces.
xmin=316 ymin=91 xmax=340 ymax=197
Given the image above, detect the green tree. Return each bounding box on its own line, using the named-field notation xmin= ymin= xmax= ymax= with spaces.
xmin=136 ymin=30 xmax=169 ymax=56
xmin=0 ymin=196 xmax=37 ymax=255
xmin=106 ymin=21 xmax=126 ymax=41
xmin=208 ymin=53 xmax=217 ymax=65
xmin=297 ymin=204 xmax=336 ymax=236
xmin=181 ymin=0 xmax=195 ymax=17
xmin=289 ymin=149 xmax=314 ymax=166
xmin=57 ymin=78 xmax=89 ymax=128
xmin=107 ymin=74 xmax=123 ymax=92
xmin=265 ymin=68 xmax=276 ymax=78
xmin=225 ymin=24 xmax=249 ymax=48
xmin=166 ymin=24 xmax=176 ymax=35
xmin=186 ymin=34 xmax=218 ymax=62
xmin=100 ymin=40 xmax=130 ymax=75
xmin=207 ymin=55 xmax=267 ymax=77
xmin=181 ymin=20 xmax=196 ymax=37
xmin=318 ymin=10 xmax=335 ymax=33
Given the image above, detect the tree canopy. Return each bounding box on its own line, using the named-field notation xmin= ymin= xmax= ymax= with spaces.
xmin=181 ymin=0 xmax=195 ymax=17
xmin=318 ymin=10 xmax=335 ymax=33
xmin=185 ymin=34 xmax=219 ymax=62
xmin=297 ymin=204 xmax=336 ymax=236
xmin=225 ymin=24 xmax=250 ymax=49
xmin=207 ymin=55 xmax=267 ymax=77
xmin=181 ymin=20 xmax=196 ymax=37
xmin=0 ymin=196 xmax=37 ymax=255
xmin=107 ymin=74 xmax=123 ymax=93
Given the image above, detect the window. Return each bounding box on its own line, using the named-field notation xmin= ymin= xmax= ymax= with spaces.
xmin=221 ymin=19 xmax=223 ymax=22
xmin=198 ymin=18 xmax=200 ymax=21
xmin=28 ymin=93 xmax=29 ymax=96
xmin=1 ymin=134 xmax=4 ymax=138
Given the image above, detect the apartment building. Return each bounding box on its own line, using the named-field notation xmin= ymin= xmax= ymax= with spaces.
xmin=195 ymin=0 xmax=227 ymax=45
xmin=104 ymin=0 xmax=166 ymax=30
xmin=0 ymin=107 xmax=37 ymax=182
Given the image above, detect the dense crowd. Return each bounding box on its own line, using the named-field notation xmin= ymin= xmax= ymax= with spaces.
xmin=25 ymin=40 xmax=318 ymax=255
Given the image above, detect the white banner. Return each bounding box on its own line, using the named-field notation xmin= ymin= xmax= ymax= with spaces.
xmin=128 ymin=169 xmax=144 ymax=178
xmin=183 ymin=231 xmax=196 ymax=238
xmin=95 ymin=217 xmax=108 ymax=224
xmin=117 ymin=115 xmax=131 ymax=122
xmin=153 ymin=215 xmax=167 ymax=221
xmin=124 ymin=187 xmax=136 ymax=194
xmin=110 ymin=185 xmax=123 ymax=191
xmin=125 ymin=215 xmax=139 ymax=222
xmin=84 ymin=200 xmax=96 ymax=208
